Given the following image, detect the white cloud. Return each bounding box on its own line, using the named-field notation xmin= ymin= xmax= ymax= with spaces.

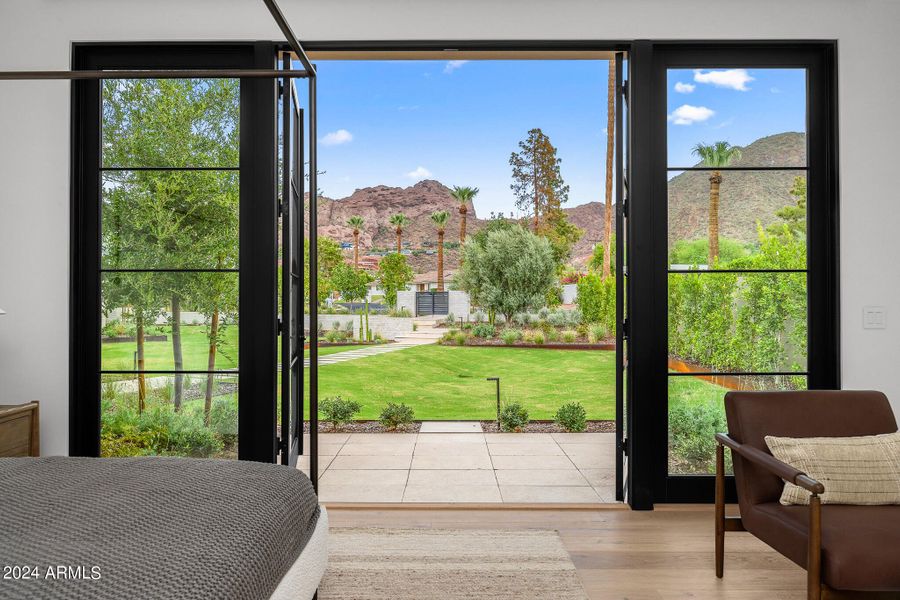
xmin=405 ymin=166 xmax=433 ymax=180
xmin=693 ymin=69 xmax=754 ymax=91
xmin=321 ymin=129 xmax=353 ymax=146
xmin=667 ymin=104 xmax=715 ymax=125
xmin=770 ymin=87 xmax=782 ymax=94
xmin=443 ymin=60 xmax=469 ymax=74
xmin=674 ymin=82 xmax=696 ymax=94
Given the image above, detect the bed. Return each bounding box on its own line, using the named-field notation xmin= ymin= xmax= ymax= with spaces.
xmin=0 ymin=456 xmax=327 ymax=600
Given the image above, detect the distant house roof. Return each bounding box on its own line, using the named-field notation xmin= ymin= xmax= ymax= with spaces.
xmin=413 ymin=269 xmax=456 ymax=284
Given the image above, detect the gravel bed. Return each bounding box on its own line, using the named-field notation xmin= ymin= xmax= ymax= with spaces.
xmin=480 ymin=420 xmax=616 ymax=433
xmin=303 ymin=420 xmax=421 ymax=433
xmin=301 ymin=420 xmax=613 ymax=434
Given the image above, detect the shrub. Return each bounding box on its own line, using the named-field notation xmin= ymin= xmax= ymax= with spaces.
xmin=472 ymin=323 xmax=496 ymax=338
xmin=568 ymin=309 xmax=583 ymax=326
xmin=319 ymin=396 xmax=361 ymax=431
xmin=499 ymin=402 xmax=529 ymax=432
xmin=444 ymin=312 xmax=456 ymax=327
xmin=512 ymin=312 xmax=533 ymax=326
xmin=102 ymin=319 xmax=126 ymax=338
xmin=538 ymin=307 xmax=550 ymax=319
xmin=454 ymin=332 xmax=468 ymax=346
xmin=589 ymin=323 xmax=608 ymax=343
xmin=324 ymin=329 xmax=343 ymax=343
xmin=545 ymin=328 xmax=559 ymax=342
xmin=561 ymin=330 xmax=577 ymax=343
xmin=331 ymin=321 xmax=342 ymax=331
xmin=532 ymin=330 xmax=545 ymax=345
xmin=669 ymin=401 xmax=730 ymax=474
xmin=501 ymin=328 xmax=523 ymax=345
xmin=555 ymin=402 xmax=587 ymax=432
xmin=379 ymin=402 xmax=415 ymax=430
xmin=208 ymin=398 xmax=238 ymax=446
xmin=472 ymin=311 xmax=486 ymax=323
xmin=168 ymin=423 xmax=223 ymax=457
xmin=389 ymin=307 xmax=412 ymax=318
xmin=547 ymin=311 xmax=567 ymax=327
xmin=342 ymin=321 xmax=355 ymax=334
xmin=522 ymin=330 xmax=534 ymax=343
xmin=576 ymin=273 xmax=616 ymax=334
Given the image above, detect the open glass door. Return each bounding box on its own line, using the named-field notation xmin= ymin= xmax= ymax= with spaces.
xmin=279 ymin=56 xmax=304 ymax=467
xmin=614 ymin=51 xmax=630 ymax=502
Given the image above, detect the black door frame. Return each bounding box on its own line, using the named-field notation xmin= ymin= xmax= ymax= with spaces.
xmin=70 ymin=40 xmax=840 ymax=509
xmin=634 ymin=41 xmax=840 ymax=504
xmin=70 ymin=42 xmax=279 ymax=462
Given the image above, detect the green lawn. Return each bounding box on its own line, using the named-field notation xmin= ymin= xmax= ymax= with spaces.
xmin=101 ymin=325 xmax=239 ymax=371
xmin=304 ymin=345 xmax=616 ymax=420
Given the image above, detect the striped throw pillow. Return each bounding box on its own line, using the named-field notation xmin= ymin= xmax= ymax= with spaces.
xmin=765 ymin=432 xmax=900 ymax=505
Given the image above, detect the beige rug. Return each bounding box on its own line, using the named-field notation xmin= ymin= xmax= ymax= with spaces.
xmin=318 ymin=528 xmax=589 ymax=599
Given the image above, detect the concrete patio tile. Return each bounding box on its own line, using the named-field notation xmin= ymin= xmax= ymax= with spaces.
xmin=406 ymin=469 xmax=497 ymax=486
xmin=499 ymin=485 xmax=603 ymax=503
xmin=413 ymin=443 xmax=490 ymax=457
xmin=314 ymin=433 xmax=351 ymax=444
xmin=489 ymin=455 xmax=577 ymax=470
xmin=559 ymin=442 xmax=616 ymax=455
xmin=551 ymin=432 xmax=616 ymax=443
xmin=581 ymin=468 xmax=616 ymax=488
xmin=411 ymin=454 xmax=494 ymax=470
xmin=403 ymin=484 xmax=502 ymax=503
xmin=565 ymin=453 xmax=614 ymax=470
xmin=414 ymin=433 xmax=486 ymax=444
xmin=487 ymin=442 xmax=565 ymax=456
xmin=328 ymin=455 xmax=412 ymax=470
xmin=319 ymin=469 xmax=409 ymax=486
xmin=419 ymin=421 xmax=482 ymax=433
xmin=483 ymin=433 xmax=559 ymax=442
xmin=342 ymin=433 xmax=418 ymax=444
xmin=306 ymin=443 xmax=345 ymax=456
xmin=318 ymin=483 xmax=406 ymax=503
xmin=338 ymin=442 xmax=415 ymax=456
xmin=296 ymin=455 xmax=333 ymax=476
xmin=495 ymin=469 xmax=590 ymax=486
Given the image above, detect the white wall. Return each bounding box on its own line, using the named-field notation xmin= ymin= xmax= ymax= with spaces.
xmin=2 ymin=0 xmax=899 ymax=455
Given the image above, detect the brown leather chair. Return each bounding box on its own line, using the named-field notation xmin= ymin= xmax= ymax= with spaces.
xmin=715 ymin=390 xmax=900 ymax=600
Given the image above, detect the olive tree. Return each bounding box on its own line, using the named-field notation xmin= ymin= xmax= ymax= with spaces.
xmin=456 ymin=225 xmax=556 ymax=323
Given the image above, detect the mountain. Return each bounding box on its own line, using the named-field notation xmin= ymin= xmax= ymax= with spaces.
xmin=304 ymin=132 xmax=805 ymax=272
xmin=667 ymin=132 xmax=806 ymax=249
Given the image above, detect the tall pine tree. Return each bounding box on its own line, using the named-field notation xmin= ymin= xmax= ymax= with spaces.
xmin=509 ymin=128 xmax=570 ymax=231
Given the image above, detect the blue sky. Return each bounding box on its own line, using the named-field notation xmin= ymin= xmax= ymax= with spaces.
xmin=301 ymin=60 xmax=806 ymax=216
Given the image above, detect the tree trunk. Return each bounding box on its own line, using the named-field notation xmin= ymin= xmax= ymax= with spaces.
xmin=459 ymin=205 xmax=467 ymax=243
xmin=437 ymin=230 xmax=445 ymax=291
xmin=396 ymin=227 xmax=402 ymax=253
xmin=136 ymin=314 xmax=146 ymax=414
xmin=353 ymin=230 xmax=359 ymax=267
xmin=708 ymin=171 xmax=722 ymax=265
xmin=204 ymin=307 xmax=219 ymax=426
xmin=602 ymin=60 xmax=615 ymax=280
xmin=171 ymin=293 xmax=184 ymax=412
xmin=533 ymin=160 xmax=540 ymax=232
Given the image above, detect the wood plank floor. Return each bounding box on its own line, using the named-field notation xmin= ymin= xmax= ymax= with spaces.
xmin=326 ymin=505 xmax=807 ymax=599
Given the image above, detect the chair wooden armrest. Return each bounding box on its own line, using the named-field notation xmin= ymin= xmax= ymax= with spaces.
xmin=715 ymin=433 xmax=823 ymax=494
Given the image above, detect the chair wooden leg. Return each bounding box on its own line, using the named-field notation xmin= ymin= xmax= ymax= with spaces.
xmin=715 ymin=442 xmax=725 ymax=578
xmin=808 ymin=494 xmax=822 ymax=600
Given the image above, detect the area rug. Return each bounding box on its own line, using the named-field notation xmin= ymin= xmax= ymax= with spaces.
xmin=318 ymin=528 xmax=589 ymax=599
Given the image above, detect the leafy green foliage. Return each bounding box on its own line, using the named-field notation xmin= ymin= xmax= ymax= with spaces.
xmin=305 ymin=237 xmax=344 ymax=306
xmin=576 ymin=274 xmax=616 ymax=334
xmin=471 ymin=323 xmax=496 ymax=338
xmin=456 ymin=225 xmax=556 ymax=322
xmin=501 ymin=328 xmax=523 ymax=345
xmin=669 ymin=237 xmax=752 ymax=267
xmin=509 ymin=128 xmax=570 ymax=225
xmin=319 ymin=396 xmax=362 ymax=431
xmin=669 ymin=400 xmax=731 ymax=474
xmin=562 ymin=330 xmax=577 ymax=343
xmin=537 ymin=209 xmax=584 ymax=267
xmin=332 ymin=263 xmax=372 ymax=305
xmin=555 ymin=402 xmax=587 ymax=432
xmin=377 ymin=253 xmax=414 ymax=308
xmin=499 ymin=402 xmax=530 ymax=432
xmin=379 ymin=402 xmax=415 ymax=430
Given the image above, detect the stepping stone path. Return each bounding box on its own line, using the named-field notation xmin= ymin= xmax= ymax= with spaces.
xmin=306 ymin=317 xmax=446 ymax=367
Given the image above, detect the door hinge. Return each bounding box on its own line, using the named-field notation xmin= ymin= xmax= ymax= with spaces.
xmin=621 ymin=318 xmax=629 ymax=339
xmin=277 ymin=437 xmax=287 ymax=453
xmin=620 ymin=79 xmax=629 ymax=101
xmin=277 ymin=316 xmax=284 ymax=335
xmin=621 ymin=198 xmax=628 ymax=219
xmin=618 ymin=437 xmax=628 ymax=456
xmin=278 ymin=82 xmax=284 ymax=97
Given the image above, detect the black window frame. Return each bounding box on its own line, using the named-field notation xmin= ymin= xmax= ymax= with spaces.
xmin=630 ymin=41 xmax=840 ymax=504
xmin=70 ymin=42 xmax=279 ymax=462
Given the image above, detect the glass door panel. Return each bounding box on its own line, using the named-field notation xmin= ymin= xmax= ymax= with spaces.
xmin=99 ymin=77 xmax=241 ymax=458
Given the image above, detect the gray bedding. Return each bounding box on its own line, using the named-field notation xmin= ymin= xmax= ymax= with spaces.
xmin=0 ymin=456 xmax=320 ymax=600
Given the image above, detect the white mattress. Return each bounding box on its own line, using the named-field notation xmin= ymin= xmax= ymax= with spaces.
xmin=270 ymin=506 xmax=329 ymax=600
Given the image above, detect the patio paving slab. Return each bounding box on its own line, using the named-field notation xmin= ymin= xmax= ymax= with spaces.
xmin=410 ymin=454 xmax=494 ymax=470
xmin=320 ymin=469 xmax=409 ymax=486
xmin=406 ymin=469 xmax=498 ymax=486
xmin=318 ymin=483 xmax=406 ymax=503
xmin=403 ymin=484 xmax=502 ymax=503
xmin=419 ymin=421 xmax=482 ymax=433
xmin=499 ymin=485 xmax=603 ymax=503
xmin=495 ymin=469 xmax=590 ymax=486
xmin=486 ymin=442 xmax=566 ymax=456
xmin=328 ymin=455 xmax=412 ymax=470
xmin=338 ymin=442 xmax=416 ymax=456
xmin=489 ymin=455 xmax=577 ymax=470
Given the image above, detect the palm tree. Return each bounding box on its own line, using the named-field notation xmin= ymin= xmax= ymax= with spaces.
xmin=430 ymin=210 xmax=450 ymax=291
xmin=449 ymin=186 xmax=479 ymax=243
xmin=692 ymin=141 xmax=742 ymax=265
xmin=388 ymin=212 xmax=411 ymax=253
xmin=602 ymin=60 xmax=615 ymax=280
xmin=347 ymin=215 xmax=365 ymax=267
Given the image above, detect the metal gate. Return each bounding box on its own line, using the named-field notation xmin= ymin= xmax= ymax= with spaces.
xmin=416 ymin=291 xmax=449 ymax=316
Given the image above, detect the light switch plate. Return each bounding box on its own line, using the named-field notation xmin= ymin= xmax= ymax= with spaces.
xmin=863 ymin=306 xmax=887 ymax=329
